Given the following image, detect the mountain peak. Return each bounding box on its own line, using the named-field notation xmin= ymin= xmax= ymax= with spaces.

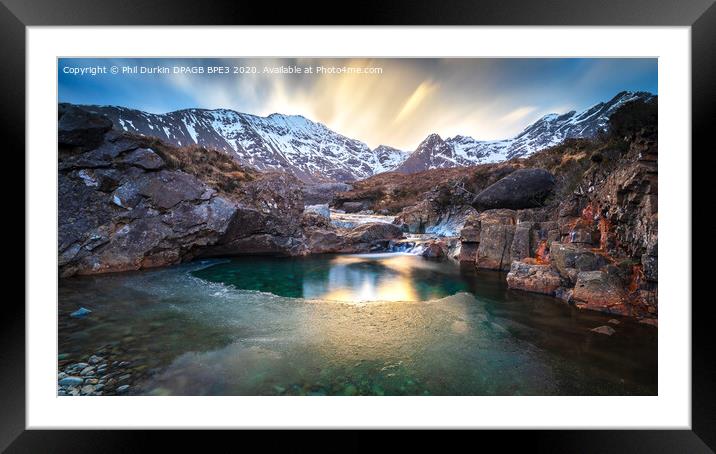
xmin=394 ymin=91 xmax=656 ymax=174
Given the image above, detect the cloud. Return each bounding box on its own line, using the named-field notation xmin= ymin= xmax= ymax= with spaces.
xmin=393 ymin=81 xmax=439 ymax=124
xmin=59 ymin=57 xmax=657 ymax=150
xmin=499 ymin=106 xmax=538 ymax=125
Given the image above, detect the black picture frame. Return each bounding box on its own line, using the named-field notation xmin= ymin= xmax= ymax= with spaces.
xmin=4 ymin=0 xmax=714 ymax=450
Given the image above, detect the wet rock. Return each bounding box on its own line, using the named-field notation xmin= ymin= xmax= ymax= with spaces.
xmin=59 ymin=376 xmax=83 ymax=387
xmin=459 ymin=216 xmax=481 ymax=243
xmin=81 ymin=384 xmax=96 ymax=394
xmin=88 ymin=355 xmax=103 ymax=364
xmin=420 ymin=240 xmax=447 ymax=258
xmin=393 ymin=200 xmax=441 ymax=234
xmin=550 ymin=242 xmax=606 ymax=276
xmin=476 ymin=224 xmax=515 ymax=271
xmin=573 ymin=270 xmax=627 ymax=314
xmin=344 ymin=222 xmax=403 ymax=244
xmin=510 ymin=222 xmax=534 ymax=262
xmin=70 ymin=307 xmax=92 ymax=318
xmin=506 ymin=261 xmax=562 ymax=295
xmin=555 ymin=287 xmax=573 ymax=303
xmin=458 ymin=241 xmax=479 ymax=263
xmin=472 ymin=168 xmax=555 ymax=210
xmin=590 ymin=325 xmax=616 ymax=336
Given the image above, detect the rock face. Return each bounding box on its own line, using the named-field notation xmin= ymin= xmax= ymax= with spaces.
xmin=472 ymin=168 xmax=555 ymax=210
xmin=476 ymin=224 xmax=515 ymax=271
xmin=459 ymin=100 xmax=658 ymax=321
xmin=506 ymin=261 xmax=562 ymax=295
xmin=572 ymin=270 xmax=628 ymax=314
xmin=550 ymin=242 xmax=607 ymax=276
xmin=58 ymin=109 xmax=335 ymax=277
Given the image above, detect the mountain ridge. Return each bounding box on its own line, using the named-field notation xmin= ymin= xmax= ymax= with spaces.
xmin=63 ymin=90 xmax=654 ymax=182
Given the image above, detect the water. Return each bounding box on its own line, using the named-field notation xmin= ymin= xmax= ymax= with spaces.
xmin=58 ymin=253 xmax=657 ymax=396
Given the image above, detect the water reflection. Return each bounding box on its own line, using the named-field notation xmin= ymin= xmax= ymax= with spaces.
xmin=58 ymin=255 xmax=658 ymax=396
xmin=193 ymin=253 xmax=469 ymax=302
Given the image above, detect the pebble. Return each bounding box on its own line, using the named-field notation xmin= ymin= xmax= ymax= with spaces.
xmin=70 ymin=307 xmax=92 ymax=318
xmin=80 ymin=366 xmax=96 ymax=376
xmin=58 ymin=372 xmax=68 ymax=379
xmin=88 ymin=355 xmax=104 ymax=364
xmin=591 ymin=325 xmax=616 ymax=336
xmin=59 ymin=376 xmax=84 ymax=386
xmin=84 ymin=378 xmax=99 ymax=385
xmin=116 ymin=385 xmax=130 ymax=393
xmin=81 ymin=385 xmax=96 ymax=394
xmin=608 ymin=319 xmax=621 ymax=325
xmin=118 ymin=374 xmax=131 ymax=382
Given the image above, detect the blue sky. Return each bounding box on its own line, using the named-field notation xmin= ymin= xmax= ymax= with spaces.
xmin=59 ymin=58 xmax=657 ymax=150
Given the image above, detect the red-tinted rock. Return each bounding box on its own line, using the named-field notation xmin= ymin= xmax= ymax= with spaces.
xmin=506 ymin=261 xmax=562 ymax=295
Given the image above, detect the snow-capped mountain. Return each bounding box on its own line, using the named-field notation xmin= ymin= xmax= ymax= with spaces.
xmin=70 ymin=105 xmax=401 ymax=183
xmin=372 ymin=145 xmax=409 ymax=173
xmin=393 ymin=91 xmax=655 ymax=173
xmin=67 ymin=90 xmax=653 ymax=182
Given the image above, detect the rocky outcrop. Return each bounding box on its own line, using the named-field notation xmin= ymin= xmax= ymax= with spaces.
xmin=572 ymin=270 xmax=628 ymax=315
xmin=59 ymin=109 xmax=329 ymax=277
xmin=344 ymin=222 xmax=403 ymax=244
xmin=472 ymin=168 xmax=555 ymax=210
xmin=506 ymin=261 xmax=562 ymax=295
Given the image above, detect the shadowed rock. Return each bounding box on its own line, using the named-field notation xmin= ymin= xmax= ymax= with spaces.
xmin=472 ymin=168 xmax=555 ymax=210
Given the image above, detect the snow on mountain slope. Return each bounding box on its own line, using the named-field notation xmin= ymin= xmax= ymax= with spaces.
xmin=372 ymin=145 xmax=409 ymax=173
xmin=67 ymin=90 xmax=653 ymax=181
xmin=71 ymin=105 xmax=396 ymax=183
xmin=394 ymin=91 xmax=655 ymax=174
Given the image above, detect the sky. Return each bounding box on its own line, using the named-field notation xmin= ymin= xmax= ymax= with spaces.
xmin=58 ymin=58 xmax=657 ymax=150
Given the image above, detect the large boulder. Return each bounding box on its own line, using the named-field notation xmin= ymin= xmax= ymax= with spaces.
xmin=472 ymin=168 xmax=555 ymax=210
xmin=393 ymin=200 xmax=441 ymax=234
xmin=506 ymin=261 xmax=562 ymax=295
xmin=344 ymin=222 xmax=404 ymax=244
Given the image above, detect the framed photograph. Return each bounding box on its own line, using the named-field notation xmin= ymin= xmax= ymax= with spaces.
xmin=7 ymin=0 xmax=714 ymax=449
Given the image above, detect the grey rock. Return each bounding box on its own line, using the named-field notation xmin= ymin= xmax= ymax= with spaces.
xmin=119 ymin=147 xmax=164 ymax=170
xmin=304 ymin=204 xmax=331 ymax=219
xmin=58 ymin=376 xmax=84 ymax=386
xmin=472 ymin=168 xmax=556 ymax=210
xmin=591 ymin=325 xmax=616 ymax=336
xmin=58 ymin=104 xmax=113 ymax=148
